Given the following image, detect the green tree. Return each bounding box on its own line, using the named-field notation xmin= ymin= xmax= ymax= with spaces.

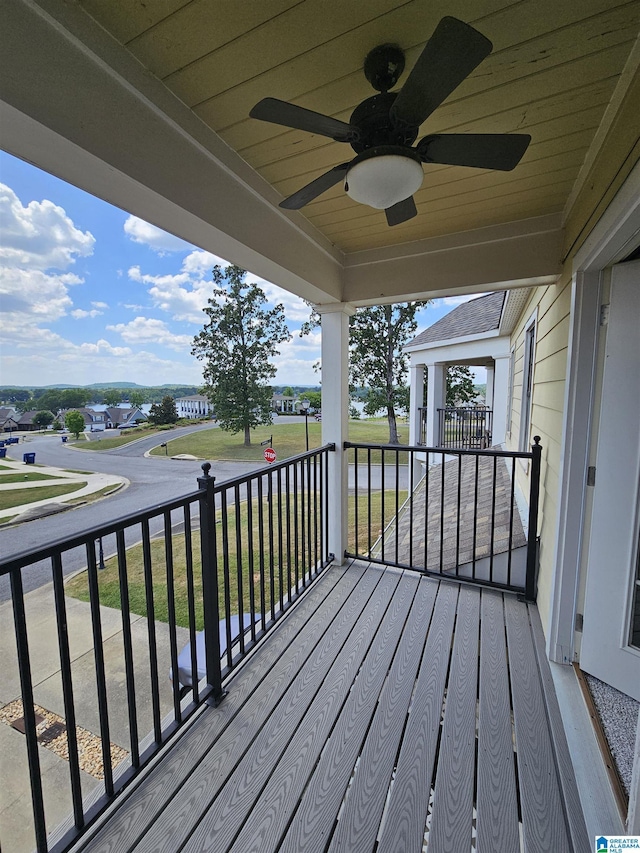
xmin=32 ymin=410 xmax=54 ymax=430
xmin=192 ymin=265 xmax=291 ymax=446
xmin=128 ymin=389 xmax=145 ymax=408
xmin=282 ymin=386 xmax=294 ymax=397
xmin=446 ymin=365 xmax=476 ymax=407
xmin=349 ymin=303 xmax=429 ymax=444
xmin=148 ymin=396 xmax=178 ymax=425
xmin=300 ymin=390 xmax=321 ymax=411
xmin=65 ymin=410 xmax=86 ymax=439
xmin=103 ymin=388 xmax=122 ymax=407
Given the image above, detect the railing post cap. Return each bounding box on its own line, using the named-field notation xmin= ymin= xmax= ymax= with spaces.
xmin=198 ymin=461 xmax=214 ymax=489
xmin=533 ymin=435 xmax=541 ymax=446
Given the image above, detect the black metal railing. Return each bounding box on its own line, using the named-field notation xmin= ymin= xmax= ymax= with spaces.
xmin=0 ymin=446 xmax=333 ymax=853
xmin=418 ymin=406 xmax=493 ymax=448
xmin=345 ymin=438 xmax=541 ymax=599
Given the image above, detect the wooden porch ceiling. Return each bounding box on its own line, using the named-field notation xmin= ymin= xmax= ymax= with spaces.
xmin=79 ymin=562 xmax=588 ymax=853
xmin=78 ymin=0 xmax=639 ymax=255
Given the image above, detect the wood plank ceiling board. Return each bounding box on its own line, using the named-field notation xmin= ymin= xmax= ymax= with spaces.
xmin=79 ymin=0 xmax=193 ymax=44
xmin=76 ymin=0 xmax=640 ymax=256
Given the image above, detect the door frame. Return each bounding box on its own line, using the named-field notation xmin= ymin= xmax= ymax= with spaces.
xmin=548 ymin=160 xmax=640 ymax=666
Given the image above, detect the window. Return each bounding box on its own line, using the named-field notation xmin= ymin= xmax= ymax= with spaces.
xmin=519 ymin=317 xmax=536 ymax=452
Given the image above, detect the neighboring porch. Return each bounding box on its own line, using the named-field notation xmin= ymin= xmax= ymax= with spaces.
xmin=60 ymin=561 xmax=588 ymax=853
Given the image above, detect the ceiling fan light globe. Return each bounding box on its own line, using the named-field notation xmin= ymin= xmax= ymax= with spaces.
xmin=345 ymin=154 xmax=423 ymax=210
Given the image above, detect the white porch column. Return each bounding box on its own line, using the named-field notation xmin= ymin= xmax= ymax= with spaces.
xmin=318 ymin=304 xmax=355 ymax=565
xmin=485 ymin=363 xmax=495 ymax=408
xmin=408 ymin=362 xmax=425 ymax=446
xmin=425 ymin=362 xmax=446 ymax=449
xmin=491 ymin=355 xmax=510 ymax=446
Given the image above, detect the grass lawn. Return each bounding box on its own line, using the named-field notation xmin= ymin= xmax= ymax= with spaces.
xmin=77 ymin=421 xmax=207 ymax=451
xmin=148 ymin=419 xmax=409 ymax=463
xmin=65 ymin=488 xmax=403 ymax=628
xmin=0 ymin=482 xmax=87 ymax=511
xmin=0 ymin=471 xmax=63 ymax=484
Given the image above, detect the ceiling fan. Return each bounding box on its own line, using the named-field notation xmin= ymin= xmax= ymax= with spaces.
xmin=250 ymin=16 xmax=531 ymax=226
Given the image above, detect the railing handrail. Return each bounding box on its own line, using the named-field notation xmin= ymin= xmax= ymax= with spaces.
xmin=344 ymin=439 xmax=533 ymax=460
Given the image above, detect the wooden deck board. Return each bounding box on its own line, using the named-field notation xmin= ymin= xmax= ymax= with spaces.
xmin=79 ymin=562 xmax=588 ymax=853
xmin=476 ymin=590 xmax=520 ymax=853
xmin=327 ymin=578 xmax=438 ymax=853
xmin=428 ymin=585 xmax=480 ymax=853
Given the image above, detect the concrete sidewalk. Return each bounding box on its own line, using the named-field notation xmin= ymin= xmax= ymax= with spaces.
xmin=0 ymin=457 xmax=127 ymax=522
xmin=0 ymin=583 xmax=187 ymax=852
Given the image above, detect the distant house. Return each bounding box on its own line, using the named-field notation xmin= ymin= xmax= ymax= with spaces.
xmin=59 ymin=407 xmax=107 ymax=431
xmin=16 ymin=411 xmax=46 ymax=432
xmin=0 ymin=407 xmax=19 ymax=432
xmin=105 ymin=406 xmax=146 ymax=428
xmin=405 ymin=290 xmax=531 ymax=449
xmin=175 ymin=395 xmax=214 ymax=418
xmin=271 ymin=394 xmax=296 ymax=414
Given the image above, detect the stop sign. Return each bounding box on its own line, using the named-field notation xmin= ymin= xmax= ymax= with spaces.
xmin=264 ymin=446 xmax=277 ymax=464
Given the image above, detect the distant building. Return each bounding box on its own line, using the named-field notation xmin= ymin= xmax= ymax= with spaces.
xmin=59 ymin=407 xmax=107 ymax=431
xmin=0 ymin=407 xmax=19 ymax=432
xmin=175 ymin=395 xmax=214 ymax=418
xmin=104 ymin=406 xmax=146 ymax=428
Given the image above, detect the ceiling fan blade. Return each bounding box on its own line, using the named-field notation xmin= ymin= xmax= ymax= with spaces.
xmin=250 ymin=98 xmax=358 ymax=142
xmin=391 ymin=17 xmax=492 ymax=129
xmin=386 ymin=196 xmax=417 ymax=226
xmin=279 ymin=163 xmax=350 ymax=209
xmin=418 ymin=133 xmax=531 ymax=170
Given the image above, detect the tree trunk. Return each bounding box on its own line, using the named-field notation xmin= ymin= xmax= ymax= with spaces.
xmin=387 ymin=405 xmax=399 ymax=444
xmin=244 ymin=424 xmax=251 ymax=446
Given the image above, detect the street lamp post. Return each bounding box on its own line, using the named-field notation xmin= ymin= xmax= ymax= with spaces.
xmin=301 ymin=398 xmax=310 ymax=451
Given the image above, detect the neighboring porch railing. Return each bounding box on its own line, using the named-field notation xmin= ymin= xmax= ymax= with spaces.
xmin=345 ymin=438 xmax=541 ymax=599
xmin=418 ymin=406 xmax=493 ymax=448
xmin=0 ymin=445 xmax=334 ymax=853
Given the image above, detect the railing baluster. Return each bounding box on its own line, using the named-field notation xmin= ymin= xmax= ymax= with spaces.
xmin=277 ymin=467 xmax=284 ymax=613
xmin=423 ymin=452 xmax=430 ymax=573
xmin=51 ymin=553 xmax=84 ymax=826
xmin=257 ymin=475 xmax=266 ymax=630
xmin=234 ymin=483 xmax=245 ymax=655
xmin=182 ymin=504 xmax=199 ymax=705
xmin=220 ymin=489 xmax=232 ymax=669
xmin=163 ymin=510 xmax=181 ymax=724
xmin=306 ymin=455 xmax=312 ymax=583
xmin=408 ymin=449 xmax=414 ymax=566
xmin=141 ymin=519 xmax=162 ymax=743
xmin=313 ymin=454 xmax=318 ymax=574
xmin=508 ymin=457 xmax=516 ymax=587
xmin=285 ymin=465 xmax=292 ymax=603
xmin=11 ymin=567 xmax=47 ymax=853
xmin=86 ymin=540 xmax=114 ymax=796
xmin=267 ymin=469 xmax=275 ymax=611
xmin=353 ymin=446 xmax=359 ymax=557
xmin=472 ymin=455 xmax=479 ymax=580
xmin=456 ymin=453 xmax=462 ymax=571
xmin=394 ymin=451 xmax=400 ymax=562
xmin=439 ymin=451 xmax=445 ymax=575
xmin=490 ymin=455 xmax=497 ymax=582
xmin=381 ymin=448 xmax=386 ymax=563
xmin=246 ymin=482 xmax=256 ymax=644
xmin=114 ymin=531 xmax=139 ymax=766
xmin=293 ymin=462 xmax=299 ymax=592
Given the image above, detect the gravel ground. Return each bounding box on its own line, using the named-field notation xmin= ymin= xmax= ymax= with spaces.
xmin=0 ymin=699 xmax=127 ymax=780
xmin=584 ymin=672 xmax=639 ymax=795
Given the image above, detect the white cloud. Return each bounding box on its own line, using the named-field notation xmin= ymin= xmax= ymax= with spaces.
xmin=124 ymin=216 xmax=194 ymax=254
xmin=92 ymin=301 xmax=108 ymax=309
xmin=0 ymin=267 xmax=81 ymax=328
xmin=107 ymin=316 xmax=193 ymax=352
xmin=0 ymin=183 xmax=94 ymax=270
xmin=71 ymin=308 xmax=103 ymax=319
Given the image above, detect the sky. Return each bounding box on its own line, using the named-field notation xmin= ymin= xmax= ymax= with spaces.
xmin=0 ymin=150 xmax=484 ymax=388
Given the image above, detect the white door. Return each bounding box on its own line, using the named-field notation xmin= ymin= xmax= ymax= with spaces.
xmin=580 ymin=260 xmax=640 ymax=701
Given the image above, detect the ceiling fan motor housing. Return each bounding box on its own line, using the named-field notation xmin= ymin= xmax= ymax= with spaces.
xmin=349 ymin=93 xmax=418 ymax=153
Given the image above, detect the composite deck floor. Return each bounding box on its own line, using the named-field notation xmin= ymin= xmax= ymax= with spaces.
xmin=81 ymin=561 xmax=588 ymax=853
